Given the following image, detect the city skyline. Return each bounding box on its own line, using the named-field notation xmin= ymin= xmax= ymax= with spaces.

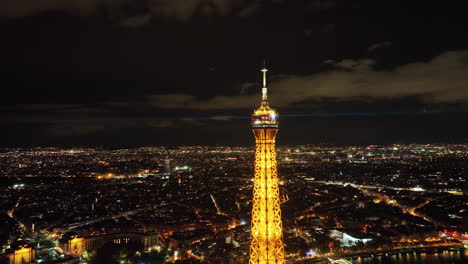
xmin=2 ymin=1 xmax=468 ymax=147
xmin=1 ymin=143 xmax=466 ymax=263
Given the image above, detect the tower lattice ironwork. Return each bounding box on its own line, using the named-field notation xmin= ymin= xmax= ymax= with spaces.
xmin=249 ymin=67 xmax=285 ymax=264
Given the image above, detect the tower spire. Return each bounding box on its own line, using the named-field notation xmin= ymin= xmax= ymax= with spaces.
xmin=261 ymin=67 xmax=268 ymax=101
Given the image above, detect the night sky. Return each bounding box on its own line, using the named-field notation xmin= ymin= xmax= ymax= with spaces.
xmin=1 ymin=0 xmax=468 ymax=147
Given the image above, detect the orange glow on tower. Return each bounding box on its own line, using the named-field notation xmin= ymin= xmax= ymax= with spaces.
xmin=249 ymin=67 xmax=285 ymax=264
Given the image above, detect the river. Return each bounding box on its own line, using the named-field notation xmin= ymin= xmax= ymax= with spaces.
xmin=344 ymin=249 xmax=467 ymax=264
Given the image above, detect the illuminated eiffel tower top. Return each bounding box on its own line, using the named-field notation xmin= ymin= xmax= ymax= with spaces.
xmin=251 ymin=67 xmax=279 ymax=128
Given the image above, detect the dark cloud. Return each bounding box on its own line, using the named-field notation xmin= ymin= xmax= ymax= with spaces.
xmin=120 ymin=13 xmax=152 ymax=28
xmin=368 ymin=41 xmax=392 ymax=52
xmin=147 ymin=94 xmax=258 ymax=110
xmin=1 ymin=0 xmax=467 ymax=146
xmin=147 ymin=50 xmax=468 ymax=109
xmin=0 ymin=0 xmax=105 ymax=18
xmin=308 ymin=0 xmax=336 ymax=11
xmin=4 ymin=104 xmax=103 ymax=114
xmin=0 ymin=0 xmax=264 ymax=26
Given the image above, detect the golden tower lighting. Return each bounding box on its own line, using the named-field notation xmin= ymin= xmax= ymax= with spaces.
xmin=249 ymin=67 xmax=285 ymax=264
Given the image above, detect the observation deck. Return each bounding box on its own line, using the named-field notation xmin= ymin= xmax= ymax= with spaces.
xmin=251 ymin=100 xmax=279 ymax=128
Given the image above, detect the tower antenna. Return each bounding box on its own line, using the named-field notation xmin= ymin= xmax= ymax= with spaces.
xmin=261 ymin=60 xmax=268 ymax=101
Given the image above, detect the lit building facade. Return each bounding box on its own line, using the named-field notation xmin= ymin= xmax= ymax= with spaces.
xmin=7 ymin=242 xmax=35 ymax=264
xmin=58 ymin=232 xmax=159 ymax=255
xmin=249 ymin=67 xmax=285 ymax=264
xmin=58 ymin=234 xmax=85 ymax=255
xmin=329 ymin=230 xmax=372 ymax=247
